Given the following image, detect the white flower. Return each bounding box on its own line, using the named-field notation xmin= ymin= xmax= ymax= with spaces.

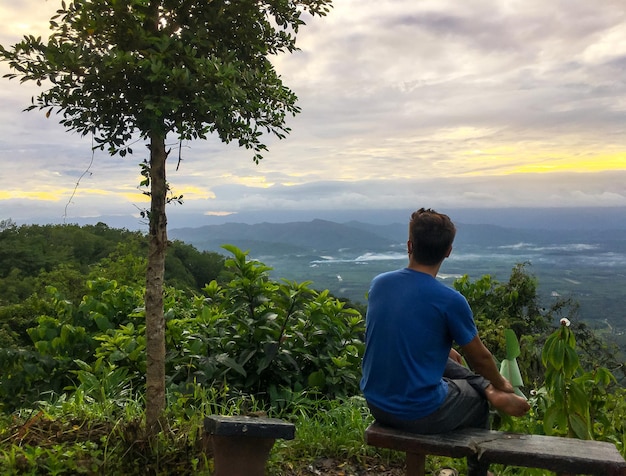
xmin=560 ymin=318 xmax=571 ymax=327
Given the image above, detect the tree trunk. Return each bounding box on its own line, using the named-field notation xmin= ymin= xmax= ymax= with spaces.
xmin=145 ymin=132 xmax=168 ymax=436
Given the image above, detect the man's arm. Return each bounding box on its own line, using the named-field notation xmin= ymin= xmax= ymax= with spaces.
xmin=461 ymin=335 xmax=514 ymax=393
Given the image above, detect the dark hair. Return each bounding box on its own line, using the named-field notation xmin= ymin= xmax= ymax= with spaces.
xmin=408 ymin=208 xmax=456 ymax=265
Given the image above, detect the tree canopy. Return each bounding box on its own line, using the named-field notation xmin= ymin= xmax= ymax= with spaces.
xmin=1 ymin=0 xmax=332 ymax=160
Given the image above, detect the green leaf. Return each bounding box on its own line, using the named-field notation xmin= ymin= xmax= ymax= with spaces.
xmin=504 ymin=329 xmax=521 ymax=359
xmin=562 ymin=346 xmax=580 ymax=378
xmin=257 ymin=342 xmax=279 ymax=372
xmin=109 ymin=350 xmax=126 ymax=362
xmin=331 ymin=356 xmax=350 ymax=368
xmin=93 ymin=314 xmax=113 ymax=331
xmin=307 ymin=370 xmax=326 ymax=389
xmin=548 ymin=339 xmax=565 ymax=370
xmin=500 ymin=358 xmax=524 ymax=387
xmin=568 ymin=412 xmax=591 ymax=440
xmin=568 ymin=381 xmax=590 ymax=414
xmin=216 ymin=353 xmax=247 ymax=377
xmin=543 ymin=405 xmax=567 ymax=435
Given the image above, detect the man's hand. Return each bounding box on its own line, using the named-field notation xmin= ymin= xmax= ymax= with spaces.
xmin=449 ymin=348 xmax=464 ymax=365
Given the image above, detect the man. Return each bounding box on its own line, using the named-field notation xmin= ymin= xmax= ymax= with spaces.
xmin=360 ymin=208 xmax=530 ymax=476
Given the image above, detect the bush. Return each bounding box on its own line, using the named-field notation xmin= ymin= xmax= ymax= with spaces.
xmin=165 ymin=245 xmax=365 ymax=406
xmin=0 ymin=246 xmax=365 ymax=411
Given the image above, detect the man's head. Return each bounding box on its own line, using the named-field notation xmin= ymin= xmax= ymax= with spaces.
xmin=408 ymin=208 xmax=456 ymax=265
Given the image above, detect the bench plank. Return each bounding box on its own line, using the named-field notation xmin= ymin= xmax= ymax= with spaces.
xmin=204 ymin=415 xmax=295 ymax=439
xmin=477 ymin=432 xmax=626 ymax=476
xmin=365 ymin=422 xmax=626 ymax=476
xmin=204 ymin=415 xmax=296 ymax=476
xmin=365 ymin=423 xmax=476 ymax=459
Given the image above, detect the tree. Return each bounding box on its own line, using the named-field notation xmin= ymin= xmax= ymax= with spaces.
xmin=0 ymin=0 xmax=332 ymax=435
xmin=0 ymin=219 xmax=16 ymax=231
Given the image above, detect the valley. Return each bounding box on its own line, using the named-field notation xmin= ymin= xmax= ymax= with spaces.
xmin=170 ymin=215 xmax=626 ymax=351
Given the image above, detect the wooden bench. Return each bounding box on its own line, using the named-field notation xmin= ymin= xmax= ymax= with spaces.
xmin=365 ymin=421 xmax=626 ymax=476
xmin=205 ymin=415 xmax=295 ymax=476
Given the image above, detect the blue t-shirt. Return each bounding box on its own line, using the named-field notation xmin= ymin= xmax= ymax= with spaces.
xmin=360 ymin=268 xmax=478 ymax=420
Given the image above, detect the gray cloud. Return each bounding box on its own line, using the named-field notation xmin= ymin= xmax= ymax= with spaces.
xmin=1 ymin=0 xmax=625 ymax=225
xmin=178 ymin=171 xmax=626 ymax=215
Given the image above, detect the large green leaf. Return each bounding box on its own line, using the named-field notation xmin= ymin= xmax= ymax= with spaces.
xmin=216 ymin=353 xmax=247 ymax=377
xmin=503 ymin=329 xmax=521 ymax=360
xmin=500 ymin=358 xmax=524 ymax=387
xmin=568 ymin=412 xmax=591 ymax=440
xmin=307 ymin=370 xmax=326 ymax=389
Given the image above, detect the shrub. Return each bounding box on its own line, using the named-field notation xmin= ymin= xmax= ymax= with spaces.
xmin=0 ymin=246 xmax=365 ymax=411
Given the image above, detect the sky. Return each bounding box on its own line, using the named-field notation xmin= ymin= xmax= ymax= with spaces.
xmin=1 ymin=0 xmax=625 ymax=229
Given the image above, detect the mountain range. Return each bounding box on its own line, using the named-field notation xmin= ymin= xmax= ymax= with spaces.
xmin=170 ymin=217 xmax=626 ymax=257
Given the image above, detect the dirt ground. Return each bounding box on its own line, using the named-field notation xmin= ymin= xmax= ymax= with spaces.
xmin=281 ymin=457 xmax=406 ymax=475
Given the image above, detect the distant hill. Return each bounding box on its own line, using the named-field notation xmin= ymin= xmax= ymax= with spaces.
xmin=169 ymin=219 xmax=393 ymax=255
xmin=36 ymin=206 xmax=626 ymax=232
xmin=170 ymin=218 xmax=626 ymax=257
xmin=343 ymin=221 xmax=534 ymax=247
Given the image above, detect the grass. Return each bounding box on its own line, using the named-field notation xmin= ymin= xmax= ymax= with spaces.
xmin=0 ymin=389 xmax=412 ymax=475
xmin=268 ymin=395 xmax=396 ymax=472
xmin=5 ymin=387 xmax=624 ymax=475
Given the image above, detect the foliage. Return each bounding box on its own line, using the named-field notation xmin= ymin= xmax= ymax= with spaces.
xmin=0 ymin=224 xmax=225 ymax=350
xmin=0 ymin=0 xmax=332 ymax=160
xmin=1 ymin=250 xmax=626 ymax=473
xmin=499 ymin=328 xmax=526 ymax=397
xmin=0 ymin=394 xmax=201 ymax=475
xmin=0 ymin=280 xmax=147 ymax=412
xmin=0 ymin=390 xmax=403 ymax=476
xmin=455 ymin=263 xmax=548 ymax=338
xmin=0 ymin=295 xmax=55 ymax=349
xmin=454 ymin=263 xmax=573 ymax=387
xmin=180 ymin=245 xmax=365 ymax=403
xmin=539 ymin=319 xmax=618 ymax=440
xmin=495 ymin=319 xmax=625 ymax=459
xmin=164 ymin=245 xmax=364 ymax=404
xmin=268 ymin=395 xmax=382 ymax=470
xmin=541 ymin=320 xmax=592 ymax=438
xmin=165 ymin=239 xmax=226 ymax=292
xmin=0 ymin=246 xmax=364 ymax=411
xmin=571 ymin=319 xmax=626 ymax=384
xmin=0 ymin=223 xmax=225 ymax=306
xmin=1 ymin=387 xmax=624 ymax=475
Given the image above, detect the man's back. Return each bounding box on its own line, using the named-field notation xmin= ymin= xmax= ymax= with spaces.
xmin=360 ymin=268 xmax=477 ymax=419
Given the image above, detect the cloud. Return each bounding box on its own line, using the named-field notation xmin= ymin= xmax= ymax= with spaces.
xmin=169 ymin=170 xmax=626 ymax=216
xmin=0 ymin=0 xmax=625 ymax=226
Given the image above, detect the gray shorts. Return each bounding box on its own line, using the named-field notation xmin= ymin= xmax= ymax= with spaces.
xmin=366 ymin=359 xmax=491 ymax=476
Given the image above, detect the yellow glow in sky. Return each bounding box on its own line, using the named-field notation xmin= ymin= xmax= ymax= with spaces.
xmin=456 ymin=147 xmax=626 ymax=177
xmin=235 ymin=176 xmax=274 ymax=188
xmin=173 ymin=186 xmax=216 ymax=200
xmin=505 ymin=153 xmax=626 ymax=175
xmin=1 ymin=188 xmax=138 ymax=203
xmin=120 ymin=192 xmax=150 ymax=202
xmin=0 ymin=190 xmax=63 ymax=201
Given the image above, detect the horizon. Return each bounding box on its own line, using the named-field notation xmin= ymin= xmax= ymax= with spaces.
xmin=7 ymin=205 xmax=626 ymax=232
